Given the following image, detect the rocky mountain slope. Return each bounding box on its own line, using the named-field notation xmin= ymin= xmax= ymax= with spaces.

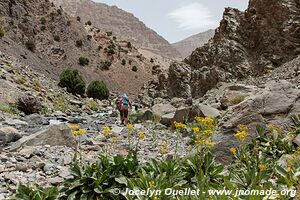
xmin=51 ymin=0 xmax=181 ymax=60
xmin=172 ymin=29 xmax=214 ymax=58
xmin=0 ymin=0 xmax=157 ymax=96
xmin=143 ymin=0 xmax=300 ymax=100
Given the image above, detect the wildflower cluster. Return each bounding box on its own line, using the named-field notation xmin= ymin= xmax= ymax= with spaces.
xmin=234 ymin=124 xmax=249 ymax=141
xmin=192 ymin=117 xmax=217 ymax=148
xmin=174 ymin=121 xmax=186 ymax=129
xmin=266 ymin=124 xmax=282 ymax=134
xmin=102 ymin=125 xmax=112 ymax=137
xmin=69 ymin=125 xmax=87 ymax=136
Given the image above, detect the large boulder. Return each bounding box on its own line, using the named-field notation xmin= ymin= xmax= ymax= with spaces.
xmin=0 ymin=127 xmax=22 ymax=145
xmin=220 ymin=84 xmax=259 ymax=109
xmin=223 ymin=80 xmax=300 ymax=129
xmin=151 ymin=103 xmax=176 ymax=116
xmin=9 ymin=124 xmax=75 ymax=151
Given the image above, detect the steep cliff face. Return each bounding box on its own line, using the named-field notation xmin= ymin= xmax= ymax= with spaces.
xmin=172 ymin=29 xmax=214 ymax=58
xmin=140 ymin=0 xmax=300 ymax=105
xmin=0 ymin=0 xmax=154 ymax=96
xmin=51 ymin=0 xmax=181 ymax=60
xmin=185 ymin=0 xmax=300 ymax=97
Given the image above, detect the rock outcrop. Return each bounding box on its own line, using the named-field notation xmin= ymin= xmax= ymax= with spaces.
xmin=142 ymin=0 xmax=300 ymax=101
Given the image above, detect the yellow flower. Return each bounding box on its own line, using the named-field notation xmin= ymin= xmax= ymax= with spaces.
xmin=237 ymin=124 xmax=249 ymax=132
xmin=152 ymin=196 xmax=159 ymax=200
xmin=193 ymin=127 xmax=200 ymax=134
xmin=149 ymin=181 xmax=155 ymax=189
xmin=174 ymin=121 xmax=186 ymax=129
xmin=229 ymin=147 xmax=237 ymax=155
xmin=195 ymin=117 xmax=214 ymax=125
xmin=102 ymin=126 xmax=112 ymax=136
xmin=127 ymin=123 xmax=134 ymax=131
xmin=68 ymin=125 xmax=81 ymax=130
xmin=204 ymin=140 xmax=216 ymax=148
xmin=138 ymin=131 xmax=145 ymax=139
xmin=111 ymin=136 xmax=118 ymax=143
xmin=234 ymin=130 xmax=248 ymax=141
xmin=72 ymin=129 xmax=87 ymax=136
xmin=266 ymin=124 xmax=282 ymax=134
xmin=204 ymin=129 xmax=213 ymax=136
xmin=159 ymin=141 xmax=168 ymax=154
xmin=91 ymin=163 xmax=97 ymax=169
xmin=287 ymin=166 xmax=292 ymax=173
xmin=258 ymin=164 xmax=267 ymax=172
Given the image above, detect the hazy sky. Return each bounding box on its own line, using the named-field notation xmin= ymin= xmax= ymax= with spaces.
xmin=93 ymin=0 xmax=249 ymax=43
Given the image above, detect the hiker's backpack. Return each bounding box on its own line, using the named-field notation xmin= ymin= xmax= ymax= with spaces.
xmin=122 ymin=96 xmax=129 ymax=107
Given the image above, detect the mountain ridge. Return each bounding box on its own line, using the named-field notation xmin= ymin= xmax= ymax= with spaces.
xmin=172 ymin=29 xmax=215 ymax=58
xmin=51 ymin=0 xmax=182 ymax=60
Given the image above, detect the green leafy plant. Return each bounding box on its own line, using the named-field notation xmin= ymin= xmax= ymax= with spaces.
xmin=58 ymin=68 xmax=86 ymax=96
xmin=0 ymin=104 xmax=20 ymax=114
xmin=78 ymin=57 xmax=89 ymax=66
xmin=12 ymin=184 xmax=59 ymax=200
xmin=86 ymin=80 xmax=110 ymax=100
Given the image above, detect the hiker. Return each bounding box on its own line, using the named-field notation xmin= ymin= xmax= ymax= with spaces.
xmin=118 ymin=94 xmax=131 ymax=125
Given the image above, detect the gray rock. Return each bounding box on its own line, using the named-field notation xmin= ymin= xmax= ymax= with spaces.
xmin=160 ymin=112 xmax=175 ymax=126
xmin=9 ymin=124 xmax=76 ymax=151
xmin=0 ymin=127 xmax=22 ymax=145
xmin=151 ymin=103 xmax=176 ymax=116
xmin=4 ymin=119 xmax=28 ymax=127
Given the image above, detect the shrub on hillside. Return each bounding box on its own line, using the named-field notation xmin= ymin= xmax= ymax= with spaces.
xmin=86 ymin=21 xmax=92 ymax=26
xmin=17 ymin=95 xmax=42 ymax=115
xmin=40 ymin=17 xmax=46 ymax=25
xmin=25 ymin=40 xmax=36 ymax=52
xmin=87 ymin=80 xmax=109 ymax=100
xmin=53 ymin=35 xmax=60 ymax=42
xmin=106 ymin=31 xmax=112 ymax=36
xmin=58 ymin=68 xmax=86 ymax=96
xmin=132 ymin=65 xmax=138 ymax=72
xmin=40 ymin=26 xmax=46 ymax=31
xmin=0 ymin=27 xmax=4 ymax=38
xmin=78 ymin=57 xmax=89 ymax=66
xmin=76 ymin=16 xmax=81 ymax=21
xmin=121 ymin=59 xmax=126 ymax=66
xmin=75 ymin=40 xmax=83 ymax=47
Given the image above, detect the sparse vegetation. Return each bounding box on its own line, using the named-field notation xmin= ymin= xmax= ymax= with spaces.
xmin=150 ymin=58 xmax=154 ymax=63
xmin=121 ymin=59 xmax=126 ymax=66
xmin=53 ymin=35 xmax=60 ymax=42
xmin=40 ymin=17 xmax=46 ymax=25
xmin=75 ymin=40 xmax=83 ymax=47
xmin=58 ymin=68 xmax=86 ymax=96
xmin=78 ymin=57 xmax=89 ymax=66
xmin=25 ymin=40 xmax=36 ymax=52
xmin=101 ymin=60 xmax=111 ymax=70
xmin=98 ymin=45 xmax=102 ymax=51
xmin=17 ymin=95 xmax=42 ymax=115
xmin=87 ymin=35 xmax=92 ymax=40
xmin=132 ymin=65 xmax=138 ymax=72
xmin=128 ymin=60 xmax=132 ymax=65
xmin=76 ymin=16 xmax=81 ymax=21
xmin=0 ymin=104 xmax=20 ymax=115
xmin=106 ymin=31 xmax=112 ymax=36
xmin=0 ymin=26 xmax=4 ymax=38
xmin=113 ymin=36 xmax=117 ymax=40
xmin=40 ymin=26 xmax=46 ymax=31
xmin=87 ymin=99 xmax=100 ymax=112
xmin=67 ymin=21 xmax=71 ymax=26
xmin=127 ymin=41 xmax=132 ymax=49
xmin=230 ymin=95 xmax=245 ymax=105
xmin=86 ymin=80 xmax=110 ymax=100
xmin=32 ymin=79 xmax=42 ymax=92
xmin=57 ymin=9 xmax=62 ymax=15
xmin=53 ymin=96 xmax=70 ymax=113
xmin=86 ymin=20 xmax=92 ymax=26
